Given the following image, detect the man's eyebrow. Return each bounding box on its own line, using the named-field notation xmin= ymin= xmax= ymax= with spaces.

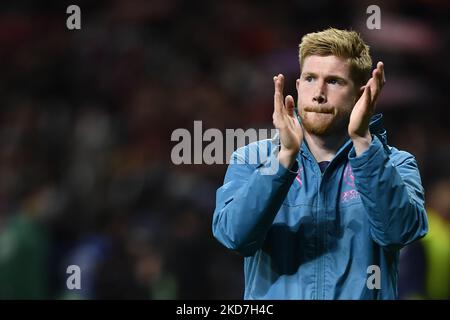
xmin=301 ymin=72 xmax=316 ymax=76
xmin=325 ymin=74 xmax=347 ymax=80
xmin=301 ymin=72 xmax=348 ymax=81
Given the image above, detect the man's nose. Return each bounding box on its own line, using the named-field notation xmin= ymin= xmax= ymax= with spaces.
xmin=312 ymin=81 xmax=327 ymax=104
xmin=313 ymin=94 xmax=326 ymax=104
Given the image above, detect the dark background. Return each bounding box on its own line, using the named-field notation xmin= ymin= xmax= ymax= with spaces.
xmin=0 ymin=0 xmax=448 ymax=299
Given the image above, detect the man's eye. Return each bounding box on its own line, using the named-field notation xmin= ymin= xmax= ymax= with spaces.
xmin=328 ymin=79 xmax=338 ymax=85
xmin=304 ymin=76 xmax=313 ymax=82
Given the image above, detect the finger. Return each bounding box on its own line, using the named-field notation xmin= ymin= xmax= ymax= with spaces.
xmin=379 ymin=62 xmax=386 ymax=85
xmin=373 ymin=70 xmax=381 ymax=96
xmin=365 ymin=84 xmax=373 ymax=112
xmin=376 ymin=62 xmax=383 ymax=88
xmin=375 ymin=62 xmax=384 ymax=89
xmin=274 ymin=74 xmax=285 ymax=114
xmin=285 ymin=95 xmax=295 ymax=117
xmin=276 ymin=73 xmax=285 ymax=95
xmin=369 ymin=70 xmax=379 ymax=100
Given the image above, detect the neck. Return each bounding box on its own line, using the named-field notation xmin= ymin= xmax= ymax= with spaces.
xmin=303 ymin=130 xmax=348 ymax=162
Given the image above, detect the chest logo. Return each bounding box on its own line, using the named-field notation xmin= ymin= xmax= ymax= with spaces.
xmin=343 ymin=163 xmax=355 ymax=187
xmin=295 ymin=167 xmax=303 ymax=187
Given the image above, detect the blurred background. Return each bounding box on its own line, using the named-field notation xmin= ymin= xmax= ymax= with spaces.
xmin=0 ymin=0 xmax=448 ymax=299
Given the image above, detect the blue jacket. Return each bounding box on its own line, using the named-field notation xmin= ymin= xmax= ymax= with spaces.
xmin=212 ymin=114 xmax=428 ymax=299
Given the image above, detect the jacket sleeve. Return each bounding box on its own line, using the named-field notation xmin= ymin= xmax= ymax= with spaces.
xmin=348 ymin=135 xmax=428 ymax=250
xmin=212 ymin=143 xmax=298 ymax=256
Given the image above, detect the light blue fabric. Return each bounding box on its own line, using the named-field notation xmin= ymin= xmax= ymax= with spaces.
xmin=212 ymin=114 xmax=428 ymax=299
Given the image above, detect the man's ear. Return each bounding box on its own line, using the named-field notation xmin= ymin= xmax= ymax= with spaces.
xmin=296 ymin=78 xmax=300 ymax=91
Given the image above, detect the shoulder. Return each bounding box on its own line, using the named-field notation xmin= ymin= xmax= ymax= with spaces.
xmin=230 ymin=134 xmax=279 ymax=166
xmin=387 ymin=145 xmax=417 ymax=167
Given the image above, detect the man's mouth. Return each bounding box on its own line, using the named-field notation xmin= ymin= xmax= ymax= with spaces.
xmin=303 ymin=107 xmax=334 ymax=114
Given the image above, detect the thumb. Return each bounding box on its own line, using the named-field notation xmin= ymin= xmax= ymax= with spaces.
xmin=285 ymin=95 xmax=295 ymax=117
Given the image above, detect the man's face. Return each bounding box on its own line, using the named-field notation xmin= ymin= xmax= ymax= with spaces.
xmin=297 ymin=55 xmax=360 ymax=137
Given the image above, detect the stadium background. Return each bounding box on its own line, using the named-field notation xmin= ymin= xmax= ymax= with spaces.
xmin=0 ymin=0 xmax=448 ymax=299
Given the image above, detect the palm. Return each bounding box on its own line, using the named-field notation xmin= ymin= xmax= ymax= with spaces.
xmin=348 ymin=62 xmax=386 ymax=139
xmin=348 ymin=87 xmax=372 ymax=138
xmin=272 ymin=74 xmax=303 ymax=154
xmin=276 ymin=112 xmax=302 ymax=151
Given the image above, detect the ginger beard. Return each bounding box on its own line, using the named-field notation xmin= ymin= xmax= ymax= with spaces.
xmin=298 ymin=102 xmax=354 ymax=137
xmin=296 ymin=55 xmax=362 ymax=138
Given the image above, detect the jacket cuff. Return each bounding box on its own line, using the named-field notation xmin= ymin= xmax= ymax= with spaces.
xmin=348 ymin=135 xmax=386 ymax=171
xmin=258 ymin=150 xmax=299 ymax=180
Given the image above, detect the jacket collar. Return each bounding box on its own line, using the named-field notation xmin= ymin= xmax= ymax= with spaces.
xmin=299 ymin=113 xmax=387 ymax=162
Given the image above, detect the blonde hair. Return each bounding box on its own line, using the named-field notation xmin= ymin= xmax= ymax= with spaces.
xmin=299 ymin=28 xmax=372 ymax=86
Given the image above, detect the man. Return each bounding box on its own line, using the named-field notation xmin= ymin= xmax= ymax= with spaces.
xmin=212 ymin=28 xmax=428 ymax=299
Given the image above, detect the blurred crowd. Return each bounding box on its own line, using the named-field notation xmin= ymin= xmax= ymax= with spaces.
xmin=0 ymin=0 xmax=448 ymax=299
